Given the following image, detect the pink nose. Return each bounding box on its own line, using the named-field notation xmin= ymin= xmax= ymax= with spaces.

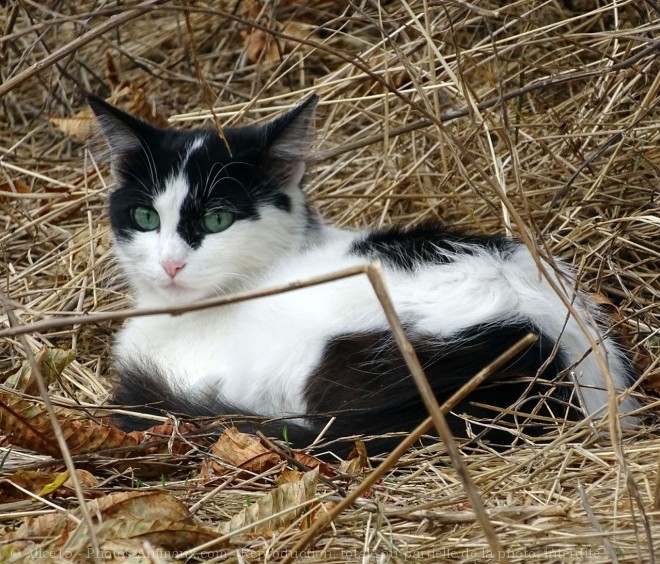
xmin=161 ymin=260 xmax=186 ymax=279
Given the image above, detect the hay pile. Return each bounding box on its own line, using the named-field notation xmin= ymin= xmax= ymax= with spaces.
xmin=1 ymin=0 xmax=659 ymax=561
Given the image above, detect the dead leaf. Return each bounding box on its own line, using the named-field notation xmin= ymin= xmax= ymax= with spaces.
xmin=339 ymin=440 xmax=370 ymax=475
xmin=241 ymin=29 xmax=279 ymax=64
xmin=276 ymin=467 xmax=304 ymax=486
xmin=77 ymin=519 xmax=219 ymax=553
xmin=0 ymin=468 xmax=100 ymax=502
xmin=641 ymin=370 xmax=660 ymax=396
xmin=292 ymin=450 xmax=338 ymax=478
xmin=8 ymin=490 xmax=194 ymax=545
xmin=0 ymin=470 xmax=58 ymax=502
xmin=0 ymin=180 xmax=31 ymax=202
xmin=120 ymin=84 xmax=168 ymax=128
xmin=0 ymin=392 xmax=140 ymax=457
xmin=89 ymin=490 xmax=192 ymax=522
xmin=241 ymin=21 xmax=319 ymax=65
xmin=83 ymin=492 xmax=210 ymax=553
xmin=219 ymin=467 xmax=319 ymax=536
xmin=209 ymin=427 xmax=280 ymax=475
xmin=9 ymin=512 xmax=67 ymax=545
xmin=64 ymin=469 xmax=99 ymax=491
xmin=49 ymin=112 xmax=96 ymax=141
xmin=2 ymin=347 xmax=75 ymax=394
xmin=0 ymin=391 xmax=199 ymax=474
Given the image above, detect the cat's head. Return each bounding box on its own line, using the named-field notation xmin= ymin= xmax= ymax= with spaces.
xmin=89 ymin=94 xmax=318 ymax=306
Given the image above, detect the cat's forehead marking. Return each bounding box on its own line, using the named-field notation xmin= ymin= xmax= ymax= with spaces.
xmin=188 ymin=136 xmax=206 ymax=153
xmin=177 ymin=136 xmax=207 ymax=173
xmin=154 ymin=172 xmax=189 ymax=236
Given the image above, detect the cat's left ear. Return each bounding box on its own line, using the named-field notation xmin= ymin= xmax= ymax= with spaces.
xmin=259 ymin=93 xmax=318 ymax=186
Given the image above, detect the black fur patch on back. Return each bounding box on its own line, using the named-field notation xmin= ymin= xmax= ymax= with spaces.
xmin=350 ymin=222 xmax=516 ymax=270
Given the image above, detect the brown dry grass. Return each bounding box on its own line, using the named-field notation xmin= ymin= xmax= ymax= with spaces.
xmin=1 ymin=0 xmax=659 ymax=562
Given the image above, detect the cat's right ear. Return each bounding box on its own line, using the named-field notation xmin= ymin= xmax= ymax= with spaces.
xmin=88 ymin=95 xmax=155 ymax=179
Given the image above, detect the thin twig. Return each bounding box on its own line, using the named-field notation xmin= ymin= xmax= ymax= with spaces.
xmin=256 ymin=432 xmax=348 ymax=498
xmin=578 ymin=483 xmax=619 ymax=562
xmin=362 ymin=262 xmax=506 ymax=561
xmin=0 ymin=265 xmax=372 ymax=338
xmin=0 ymin=1 xmax=163 ymax=99
xmin=313 ymin=40 xmax=660 ymax=162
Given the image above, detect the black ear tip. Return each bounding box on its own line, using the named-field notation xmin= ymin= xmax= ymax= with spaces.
xmin=301 ymin=92 xmax=319 ymax=109
xmin=87 ymin=93 xmax=110 ymax=115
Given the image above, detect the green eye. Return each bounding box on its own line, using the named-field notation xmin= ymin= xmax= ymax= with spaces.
xmin=132 ymin=206 xmax=160 ymax=231
xmin=202 ymin=210 xmax=234 ymax=233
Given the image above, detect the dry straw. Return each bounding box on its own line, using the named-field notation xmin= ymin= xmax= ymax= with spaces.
xmin=1 ymin=0 xmax=659 ymax=562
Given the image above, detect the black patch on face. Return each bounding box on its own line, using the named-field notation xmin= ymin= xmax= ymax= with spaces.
xmin=108 ymin=127 xmax=297 ymax=247
xmin=303 ymin=322 xmax=578 ymax=451
xmin=107 ymin=129 xmax=184 ymax=241
xmin=176 ymin=133 xmax=260 ymax=248
xmin=350 ymin=221 xmax=517 ymax=270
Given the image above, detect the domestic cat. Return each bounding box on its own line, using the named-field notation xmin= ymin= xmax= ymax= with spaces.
xmin=89 ymin=93 xmax=638 ymax=453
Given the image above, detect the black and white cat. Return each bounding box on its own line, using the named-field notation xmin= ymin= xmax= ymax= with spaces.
xmin=89 ymin=94 xmax=638 ymax=451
